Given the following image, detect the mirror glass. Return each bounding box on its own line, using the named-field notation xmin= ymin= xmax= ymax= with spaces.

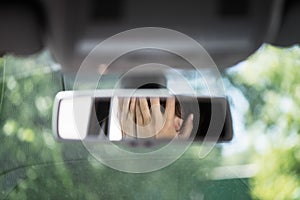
xmin=53 ymin=90 xmax=233 ymax=142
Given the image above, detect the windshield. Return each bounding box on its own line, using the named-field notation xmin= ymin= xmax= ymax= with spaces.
xmin=0 ymin=44 xmax=299 ymax=199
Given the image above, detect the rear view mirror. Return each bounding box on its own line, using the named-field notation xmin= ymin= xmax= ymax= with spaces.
xmin=52 ymin=89 xmax=233 ymax=143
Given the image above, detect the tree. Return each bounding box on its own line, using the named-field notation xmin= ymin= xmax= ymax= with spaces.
xmin=228 ymin=44 xmax=300 ymax=200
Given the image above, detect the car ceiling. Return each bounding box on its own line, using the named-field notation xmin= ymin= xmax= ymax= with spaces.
xmin=0 ymin=0 xmax=299 ymax=73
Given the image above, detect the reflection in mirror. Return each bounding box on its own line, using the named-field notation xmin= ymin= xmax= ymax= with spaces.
xmin=109 ymin=97 xmax=194 ymax=141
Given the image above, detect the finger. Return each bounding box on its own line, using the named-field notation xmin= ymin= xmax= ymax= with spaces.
xmin=136 ymin=99 xmax=143 ymax=126
xmin=122 ymin=97 xmax=130 ymax=111
xmin=117 ymin=97 xmax=125 ymax=126
xmin=139 ymin=97 xmax=151 ymax=125
xmin=179 ymin=114 xmax=194 ymax=139
xmin=150 ymin=97 xmax=160 ymax=105
xmin=118 ymin=97 xmax=124 ymax=116
xmin=150 ymin=97 xmax=160 ymax=115
xmin=165 ymin=97 xmax=175 ymax=120
xmin=128 ymin=97 xmax=136 ymax=119
xmin=120 ymin=97 xmax=130 ymax=122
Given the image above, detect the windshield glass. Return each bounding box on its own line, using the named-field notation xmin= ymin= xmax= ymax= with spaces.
xmin=0 ymin=44 xmax=299 ymax=199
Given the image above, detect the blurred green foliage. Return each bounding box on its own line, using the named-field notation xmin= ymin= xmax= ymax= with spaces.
xmin=0 ymin=51 xmax=252 ymax=199
xmin=228 ymin=44 xmax=300 ymax=200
